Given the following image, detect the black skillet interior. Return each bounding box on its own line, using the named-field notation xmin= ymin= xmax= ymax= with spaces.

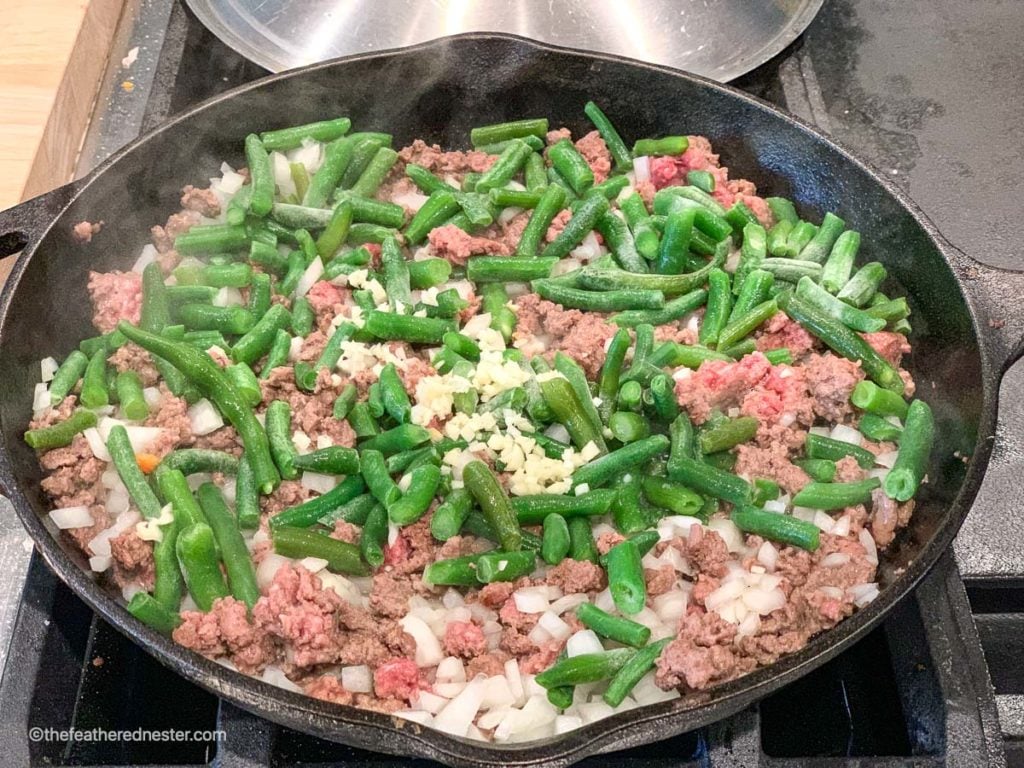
xmin=0 ymin=34 xmax=994 ymax=767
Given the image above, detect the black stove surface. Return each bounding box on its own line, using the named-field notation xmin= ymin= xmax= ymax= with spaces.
xmin=3 ymin=0 xmax=1024 ymax=765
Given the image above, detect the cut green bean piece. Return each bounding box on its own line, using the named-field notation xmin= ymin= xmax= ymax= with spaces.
xmin=883 ymin=399 xmax=934 ymax=501
xmin=731 ymin=506 xmax=820 ymax=552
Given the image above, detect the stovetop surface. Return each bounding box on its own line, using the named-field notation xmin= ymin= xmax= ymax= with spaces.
xmin=2 ymin=0 xmax=1024 ymax=764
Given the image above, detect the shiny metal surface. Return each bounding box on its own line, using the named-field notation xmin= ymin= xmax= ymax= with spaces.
xmin=184 ymin=0 xmax=823 ymax=81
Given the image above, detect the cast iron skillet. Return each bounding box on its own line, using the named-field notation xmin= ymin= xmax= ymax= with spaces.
xmin=0 ymin=33 xmax=1020 ymax=767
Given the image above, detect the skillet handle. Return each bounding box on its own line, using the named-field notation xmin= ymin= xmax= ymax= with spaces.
xmin=944 ymin=239 xmax=1024 ymax=376
xmin=0 ymin=181 xmax=85 ymax=260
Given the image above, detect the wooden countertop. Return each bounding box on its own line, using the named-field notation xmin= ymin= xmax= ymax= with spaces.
xmin=0 ymin=0 xmax=123 ymax=210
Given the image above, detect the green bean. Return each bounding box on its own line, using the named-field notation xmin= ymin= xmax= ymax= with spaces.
xmin=362 ymin=310 xmax=453 ymax=345
xmin=731 ymin=506 xmax=820 ymax=551
xmin=733 ymin=223 xmax=767 ymax=295
xmin=119 ymin=322 xmax=279 ymax=494
xmin=851 ymin=380 xmax=909 ymax=419
xmin=836 ymin=262 xmax=888 ymax=307
xmin=531 ymin=280 xmax=664 ymax=313
xmin=174 ymin=224 xmax=249 ymax=255
xmin=795 ymin=276 xmax=885 ymax=333
xmin=687 ymin=169 xmax=716 ymax=193
xmin=113 ymin=370 xmax=148 ymax=420
xmin=798 ymin=212 xmax=845 ymax=264
xmin=619 ymin=193 xmax=660 ymax=262
xmin=272 ymin=526 xmax=369 ymax=575
xmin=792 ymin=478 xmax=881 ymax=509
xmin=611 ymin=289 xmax=707 ymax=328
xmin=597 ymin=328 xmax=630 ymax=424
xmin=653 ymin=185 xmax=727 ymax=217
xmin=751 ymin=477 xmax=782 ymax=507
xmin=519 ymin=152 xmax=545 ymax=192
xmin=46 ymin=350 xmax=88 ymax=406
xmin=126 ymin=592 xmax=181 ymax=635
xmin=668 ymin=413 xmax=696 ymax=472
xmin=641 ymin=477 xmax=703 ymax=517
xmin=196 ymin=483 xmax=260 ymax=609
xmin=346 ymin=222 xmax=398 ymax=246
xmin=480 ymin=284 xmax=516 ymax=342
xmin=225 ymin=184 xmax=252 ymax=225
xmin=883 ymin=399 xmax=934 ymax=501
xmin=269 ymin=202 xmax=332 ymax=231
xmin=541 ymin=194 xmax=609 ymax=260
xmin=579 ymin=248 xmax=726 ymax=296
xmin=175 ymin=522 xmax=229 ymax=611
xmin=645 ymin=375 xmax=677 ymax=424
xmin=795 ymin=458 xmax=837 ymax=483
xmin=243 ymin=275 xmax=270 ymax=321
xmin=511 ymin=489 xmax=617 ymax=525
xmin=79 ymin=330 xmax=126 ymax=357
xmin=150 ymin=511 xmax=183 ymax=612
xmin=696 ymin=268 xmax=731 ymax=346
xmin=729 ymin=270 xmax=774 ymax=326
xmin=302 ymin=137 xmax=355 ymax=208
xmin=102 ymin=425 xmax=161 ymax=520
xmin=540 ymin=513 xmax=571 ymax=565
xmin=667 ymin=455 xmax=751 ymax=506
xmin=787 ymin=220 xmax=818 ymax=256
xmin=467 ymin=256 xmax=558 ymax=284
xmin=866 ymin=297 xmax=910 ymax=324
xmin=228 ymin=454 xmax=258 ymax=529
xmin=766 ymin=197 xmax=799 ymax=224
xmin=633 ymin=136 xmax=688 ymax=156
xmin=567 ymin=517 xmax=599 ymax=563
xmin=471 ymin=118 xmax=548 ymax=147
xmin=288 ymin=447 xmax=358 ymax=478
xmin=513 ymin=183 xmax=567 ymax=257
xmin=405 ymin=258 xmax=451 ymax=291
xmin=356 ymin=503 xmax=387 ymax=568
xmin=713 ymin=298 xmax=777 ymax=352
xmin=230 ymin=303 xmax=291 ymax=365
xmin=246 ymin=242 xmax=286 ymax=277
xmin=269 ymin=474 xmax=367 ymax=530
xmin=603 ymin=637 xmax=673 ymax=707
xmin=474 ymin=139 xmax=532 ymax=193
xmin=314 ymin=200 xmax=353 ymax=261
xmin=584 ymin=101 xmax=632 ymax=171
xmin=359 ymin=448 xmax=399 ymax=508
xmin=604 ymin=539 xmax=645 ymax=615
xmin=767 ymin=219 xmax=795 ymax=257
xmin=242 ymin=134 xmax=274 ymax=217
xmin=608 ymin=411 xmax=649 ymax=443
xmin=77 ymin=348 xmax=108 ymax=409
xmin=805 ymin=432 xmax=876 ymax=469
xmin=157 ymin=449 xmax=239 ymax=478
xmin=696 ymin=415 xmax=758 ymax=454
xmin=347 ymin=146 xmax=398 ymax=199
xmin=617 ymin=380 xmax=643 ymax=411
xmin=260 ymin=116 xmax=351 ymax=151
xmin=460 ymin=460 xmax=520 ymax=552
xmin=264 ymin=400 xmax=299 ymax=480
xmin=655 ymin=207 xmax=695 ymax=274
xmin=572 ymin=434 xmax=670 ymax=491
xmin=540 ymin=375 xmax=606 ymax=454
xmin=346 ymin=402 xmax=378 ymax=439
xmin=429 ymin=488 xmax=474 ymax=542
xmin=359 ymin=425 xmax=430 ymax=457
xmin=257 ymin=329 xmax=291 ymax=381
xmin=388 ymin=464 xmax=441 ymax=525
xmin=596 ymin=211 xmax=647 ymax=273
xmin=338 ymin=133 xmax=392 ymax=189
xmin=338 ymin=194 xmax=407 ymax=228
xmin=760 ymin=258 xmax=823 ymax=284
xmin=476 ymin=550 xmax=536 ymax=583
xmin=776 ymin=291 xmax=903 ymax=392
xmin=157 ymin=468 xmax=205 ymax=530
xmin=548 ymin=139 xmax=594 ymax=195
xmin=859 ymin=413 xmax=903 ymax=443
xmin=376 ymin=237 xmax=411 ymax=315
xmin=489 ymin=188 xmax=542 ymax=209
xmin=276 ymin=250 xmax=305 ymax=297
xmin=181 ymin=330 xmax=228 ymax=351
xmin=821 ymin=230 xmax=861 ymax=293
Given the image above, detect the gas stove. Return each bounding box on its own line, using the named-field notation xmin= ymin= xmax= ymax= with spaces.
xmin=1 ymin=0 xmax=1022 ymax=765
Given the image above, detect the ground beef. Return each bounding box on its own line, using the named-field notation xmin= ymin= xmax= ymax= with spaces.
xmin=72 ymin=220 xmax=103 ymax=242
xmin=520 ymin=640 xmax=562 ymax=675
xmin=675 ymin=352 xmax=772 ymax=424
xmin=835 ymin=456 xmax=868 ymax=483
xmin=305 ymin=674 xmax=353 ymax=705
xmin=655 ymin=322 xmax=699 ymax=346
xmin=428 ymin=224 xmax=511 ymax=267
xmin=382 ymin=517 xmax=437 ymax=576
xmin=739 ymin=365 xmax=815 ymax=439
xmin=735 ymin=441 xmax=811 ymax=495
xmin=180 ymin=185 xmax=221 ymax=218
xmin=803 ymin=353 xmax=865 ymax=423
xmin=144 ymin=386 xmax=195 ymax=449
xmin=475 ymin=582 xmax=514 ymax=608
xmin=151 ymin=209 xmax=201 ymax=253
xmin=869 ymin=487 xmax=914 ymax=548
xmin=330 ymin=520 xmax=361 ymax=544
xmin=87 ymin=271 xmax=142 ymax=332
xmin=29 ymin=395 xmax=77 ymax=431
xmin=512 ymin=293 xmax=617 ymax=379
xmin=109 ymin=529 xmax=155 ymax=588
xmin=466 ymin=651 xmax=510 ymax=678
xmin=173 ymin=596 xmax=277 ymax=673
xmin=656 ymin=611 xmax=756 ymax=690
xmin=862 ymin=332 xmax=911 ymax=367
xmin=544 ymin=209 xmax=572 ymax=243
xmin=193 ymin=425 xmax=244 ymax=456
xmin=369 ymin=572 xmax=414 ymax=618
xmin=398 ymin=140 xmax=495 ymax=176
xmin=39 ymin=435 xmax=106 ymax=509
xmin=260 ymin=480 xmax=312 ymax=518
xmin=645 ymin=566 xmax=677 ymax=597
xmin=756 ymin=313 xmax=816 ymax=359
xmin=396 ymin=357 xmax=436 ymax=397
xmin=595 ymin=531 xmax=626 ymax=556
xmin=679 ymin=526 xmax=731 ymax=578
xmin=574 ymin=131 xmax=613 ymax=184
xmin=306 ymin=282 xmax=350 ymax=331
xmin=108 ymin=342 xmax=160 ymax=387
xmin=260 ymin=367 xmax=356 ymax=446
xmin=373 ymin=658 xmax=421 ymax=701
xmin=545 ymin=559 xmax=606 ymax=593
xmin=443 ymin=621 xmax=488 ymax=658
xmin=546 ymin=127 xmax=572 ymax=145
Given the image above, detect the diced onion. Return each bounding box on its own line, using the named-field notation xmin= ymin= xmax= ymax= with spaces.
xmin=547 ymin=593 xmax=588 ymax=616
xmin=432 ymin=677 xmax=486 ymax=737
xmin=632 ymin=155 xmax=651 ymax=183
xmin=400 ymin=615 xmax=445 ymax=667
xmin=875 ymin=449 xmax=899 ymax=469
xmin=707 ymin=518 xmax=744 ymax=553
xmin=49 ymin=506 xmax=93 ymax=529
xmin=513 ymin=586 xmax=550 ymax=614
xmin=262 ymin=666 xmax=303 ymax=693
xmin=256 ymin=553 xmax=291 ymax=589
xmin=300 ymin=471 xmax=337 ymax=495
xmin=435 ymin=656 xmax=467 ymax=683
xmin=187 ymin=399 xmax=224 ymax=436
xmin=212 ymin=287 xmax=244 ymax=307
xmin=131 ymin=243 xmax=159 ymax=274
xmin=498 ymin=205 xmax=523 ymax=225
xmin=40 ymin=357 xmax=59 ymax=382
xmin=294 ymin=256 xmax=325 ymax=299
xmin=84 ymin=427 xmax=111 ymax=461
xmin=830 ymin=424 xmax=863 ymax=446
xmin=566 ymin=629 xmax=604 ymax=657
xmin=757 ymin=541 xmax=779 ymax=571
xmin=822 ymin=552 xmax=851 ymax=568
xmin=859 ymin=528 xmax=879 ymax=565
xmin=393 ymin=190 xmax=429 ymax=212
xmin=339 ymin=665 xmax=372 ymax=693
xmin=89 ymin=555 xmax=112 ymax=572
xmin=848 ymin=582 xmax=880 ymax=607
xmin=32 ymin=382 xmax=50 ymax=413
xmin=271 ymin=151 xmax=296 ymax=197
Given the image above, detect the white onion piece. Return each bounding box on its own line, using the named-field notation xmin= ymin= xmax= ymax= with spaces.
xmin=704 ymin=579 xmax=745 ymax=611
xmin=742 ymin=587 xmax=787 ymax=615
xmin=32 ymin=382 xmax=50 ymax=414
xmin=708 ymin=518 xmax=744 ymax=553
xmin=89 ymin=555 xmax=112 ymax=572
xmin=513 ymin=586 xmax=550 ymax=614
xmin=218 ymin=166 xmax=246 ymax=194
xmin=261 ymin=666 xmax=303 ymax=693
xmin=256 ymin=553 xmax=291 ymax=589
xmin=49 ymin=506 xmax=93 ymax=529
xmin=848 ymin=582 xmax=880 ymax=607
xmin=830 ymin=424 xmax=863 ymax=446
xmin=432 ymin=676 xmax=487 ymax=737
xmin=394 ymin=709 xmax=433 ymax=725
xmin=577 ymin=700 xmax=615 ymax=725
xmin=757 ymin=541 xmax=779 ymax=571
xmin=653 ymin=590 xmax=688 ymax=624
xmin=477 ymin=706 xmax=511 ymax=731
xmin=762 ymin=498 xmax=787 ymax=514
xmin=294 ymin=256 xmax=325 ymax=299
xmin=822 ymin=552 xmax=852 ymax=568
xmin=105 ymin=487 xmax=130 ymax=517
xmin=142 ymin=387 xmax=162 ymax=409
xmin=859 ymin=529 xmax=879 ymax=565
xmin=548 ymin=593 xmax=588 ymax=616
xmin=84 ymin=428 xmax=111 ymax=461
xmin=875 ymin=449 xmax=900 ymax=469
xmin=271 ymin=151 xmax=296 ymax=197
xmin=288 ymin=141 xmax=323 ymax=174
xmin=401 ymin=615 xmax=445 ymax=667
xmin=504 ymin=659 xmax=525 ymax=706
xmin=480 ymin=675 xmax=516 ymax=710
xmin=543 ymin=423 xmax=571 ymax=445
xmin=809 ymin=425 xmax=831 ymax=437
xmin=131 ymin=243 xmax=159 ymax=274
xmin=298 ymin=556 xmax=329 ymax=573
xmin=632 ymin=155 xmax=651 ymax=183
xmin=414 ymin=691 xmax=449 ymax=715
xmin=212 ymin=286 xmax=244 ymax=307
xmin=40 ymin=357 xmax=59 ymax=382
xmin=433 ymin=682 xmax=467 ymax=699
xmin=566 ymin=629 xmax=604 ymax=657
xmin=187 ymin=399 xmax=224 ymax=436
xmin=300 ymin=471 xmax=337 ymax=495
xmin=831 ymin=515 xmax=852 ymax=538
xmin=724 ymin=247 xmax=742 ymax=273
xmin=435 ymin=656 xmax=467 ymax=683
xmin=393 ymin=190 xmax=430 ymax=212
xmin=498 ymin=205 xmax=523 ymax=225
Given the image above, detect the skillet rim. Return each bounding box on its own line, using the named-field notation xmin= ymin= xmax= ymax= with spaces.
xmin=0 ymin=30 xmax=1000 ymax=765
